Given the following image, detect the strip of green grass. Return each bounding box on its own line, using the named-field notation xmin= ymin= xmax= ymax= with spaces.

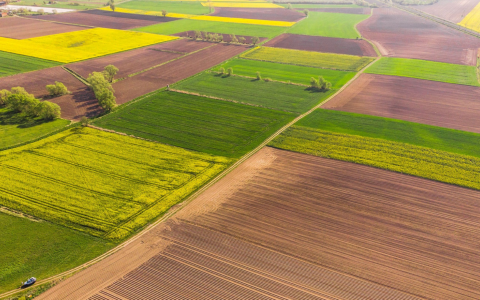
xmin=286 ymin=12 xmax=368 ymax=38
xmin=0 ymin=51 xmax=60 ymax=78
xmin=118 ymin=0 xmax=210 ymax=15
xmin=173 ymin=72 xmax=334 ymax=113
xmin=134 ymin=18 xmax=285 ymax=38
xmin=94 ymin=91 xmax=296 ymax=157
xmin=298 ymin=109 xmax=480 ymax=159
xmin=217 ymin=59 xmax=355 ymax=89
xmin=365 ymin=57 xmax=480 ymax=86
xmin=0 ymin=211 xmax=113 ymax=293
xmin=0 ymin=107 xmax=70 ymax=150
xmin=269 ymin=126 xmax=480 ymax=191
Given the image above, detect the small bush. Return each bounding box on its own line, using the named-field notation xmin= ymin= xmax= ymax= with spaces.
xmin=256 ymin=71 xmax=261 ymax=80
xmin=227 ymin=68 xmax=233 ymax=76
xmin=263 ymin=78 xmax=272 ymax=82
xmin=304 ymin=9 xmax=308 ymax=16
xmin=161 ymin=9 xmax=167 ymax=17
xmin=0 ymin=89 xmax=11 ymax=106
xmin=218 ymin=67 xmax=225 ymax=75
xmin=36 ymin=101 xmax=61 ymax=120
xmin=46 ymin=81 xmax=69 ymax=97
xmin=80 ymin=116 xmax=90 ymax=126
xmin=287 ymin=3 xmax=292 ymax=9
xmin=251 ymin=36 xmax=259 ymax=46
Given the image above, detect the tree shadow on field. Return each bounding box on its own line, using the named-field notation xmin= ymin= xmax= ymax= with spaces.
xmin=0 ymin=109 xmax=51 ymax=129
xmin=304 ymin=86 xmax=328 ymax=94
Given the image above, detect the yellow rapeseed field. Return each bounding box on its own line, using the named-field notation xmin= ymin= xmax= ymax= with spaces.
xmin=459 ymin=2 xmax=480 ymax=32
xmin=201 ymin=2 xmax=282 ymax=7
xmin=0 ymin=28 xmax=176 ymax=63
xmin=191 ymin=15 xmax=294 ymax=26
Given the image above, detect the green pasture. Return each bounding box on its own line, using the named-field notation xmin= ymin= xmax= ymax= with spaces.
xmin=217 ymin=59 xmax=355 ymax=89
xmin=117 ymin=0 xmax=211 ymax=15
xmin=0 ymin=51 xmax=60 ymax=78
xmin=134 ymin=18 xmax=285 ymax=38
xmin=94 ymin=91 xmax=295 ymax=157
xmin=365 ymin=57 xmax=480 ymax=86
xmin=173 ymin=72 xmax=334 ymax=113
xmin=286 ymin=12 xmax=368 ymax=39
xmin=0 ymin=211 xmax=113 ymax=293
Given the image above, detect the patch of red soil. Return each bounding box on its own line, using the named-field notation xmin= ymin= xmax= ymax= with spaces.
xmin=264 ymin=33 xmax=377 ymax=56
xmin=323 ymin=73 xmax=480 ymax=133
xmin=414 ymin=0 xmax=479 ymax=23
xmin=0 ymin=16 xmax=84 ymax=39
xmin=297 ymin=7 xmax=371 ymax=14
xmin=357 ymin=7 xmax=480 ymax=65
xmin=210 ymin=7 xmax=305 ymax=22
xmin=173 ymin=31 xmax=267 ymax=43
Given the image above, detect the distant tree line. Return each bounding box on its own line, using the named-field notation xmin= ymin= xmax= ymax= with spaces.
xmin=190 ymin=31 xmax=260 ymax=45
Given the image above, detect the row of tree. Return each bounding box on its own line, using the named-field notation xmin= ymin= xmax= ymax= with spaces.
xmin=86 ymin=64 xmax=118 ymax=112
xmin=191 ymin=31 xmax=260 ymax=45
xmin=0 ymin=87 xmax=61 ymax=120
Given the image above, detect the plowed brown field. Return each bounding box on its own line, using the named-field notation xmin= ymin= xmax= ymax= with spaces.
xmin=296 ymin=7 xmax=370 ymax=14
xmin=357 ymin=7 xmax=480 ymax=65
xmin=415 ymin=0 xmax=479 ymax=23
xmin=38 ymin=148 xmax=480 ymax=300
xmin=112 ymin=43 xmax=248 ymax=104
xmin=0 ymin=67 xmax=101 ymax=120
xmin=0 ymin=17 xmax=84 ymax=39
xmin=322 ymin=73 xmax=480 ymax=133
xmin=151 ymin=39 xmax=213 ymax=53
xmin=173 ymin=31 xmax=267 ymax=44
xmin=210 ymin=7 xmax=305 ymax=21
xmin=264 ymin=33 xmax=377 ymax=56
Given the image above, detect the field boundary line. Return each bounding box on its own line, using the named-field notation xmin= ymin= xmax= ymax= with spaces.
xmin=62 ymin=66 xmax=90 ymax=86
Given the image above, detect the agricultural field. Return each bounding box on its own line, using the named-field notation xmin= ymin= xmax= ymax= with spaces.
xmin=416 ymin=0 xmax=480 ymax=23
xmin=217 ymin=58 xmax=356 ymax=88
xmin=322 ymin=74 xmax=480 ymax=133
xmin=0 ymin=17 xmax=84 ymax=39
xmin=201 ymin=2 xmax=283 ymax=8
xmin=286 ymin=11 xmax=368 ymax=39
xmin=241 ymin=46 xmax=375 ymax=71
xmin=13 ymin=0 xmax=103 ymax=10
xmin=117 ymin=0 xmax=211 ymax=15
xmin=94 ymin=91 xmax=296 ymax=157
xmin=0 ymin=127 xmax=231 ymax=241
xmin=297 ymin=7 xmax=370 ymax=14
xmin=0 ymin=211 xmax=113 ymax=293
xmin=459 ymin=1 xmax=480 ymax=32
xmin=0 ymin=28 xmax=176 ymax=63
xmin=173 ymin=72 xmax=335 ymax=113
xmin=0 ymin=51 xmax=60 ymax=78
xmin=210 ymin=7 xmax=305 ymax=22
xmin=62 ymin=147 xmax=480 ymax=300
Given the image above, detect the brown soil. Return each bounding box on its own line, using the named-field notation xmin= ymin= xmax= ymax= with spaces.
xmin=27 ymin=10 xmax=175 ymax=29
xmin=296 ymin=7 xmax=371 ymax=14
xmin=210 ymin=7 xmax=305 ymax=21
xmin=151 ymin=39 xmax=213 ymax=54
xmin=173 ymin=31 xmax=268 ymax=43
xmin=39 ymin=147 xmax=480 ymax=299
xmin=0 ymin=16 xmax=84 ymax=39
xmin=264 ymin=33 xmax=377 ymax=56
xmin=323 ymin=73 xmax=480 ymax=133
xmin=0 ymin=67 xmax=101 ymax=120
xmin=414 ymin=0 xmax=479 ymax=23
xmin=112 ymin=43 xmax=249 ymax=104
xmin=357 ymin=7 xmax=480 ymax=65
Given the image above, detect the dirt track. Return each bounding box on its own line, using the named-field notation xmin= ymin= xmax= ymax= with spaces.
xmin=357 ymin=7 xmax=480 ymax=65
xmin=38 ymin=148 xmax=480 ymax=299
xmin=264 ymin=33 xmax=377 ymax=56
xmin=322 ymin=73 xmax=480 ymax=133
xmin=210 ymin=7 xmax=305 ymax=21
xmin=414 ymin=0 xmax=479 ymax=23
xmin=0 ymin=17 xmax=84 ymax=39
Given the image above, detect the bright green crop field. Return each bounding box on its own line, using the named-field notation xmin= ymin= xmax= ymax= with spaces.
xmin=286 ymin=12 xmax=368 ymax=38
xmin=134 ymin=18 xmax=285 ymax=38
xmin=118 ymin=0 xmax=210 ymax=15
xmin=365 ymin=57 xmax=480 ymax=86
xmin=217 ymin=59 xmax=355 ymax=89
xmin=269 ymin=126 xmax=480 ymax=191
xmin=241 ymin=47 xmax=375 ymax=71
xmin=0 ymin=51 xmax=60 ymax=78
xmin=0 ymin=127 xmax=231 ymax=241
xmin=173 ymin=72 xmax=335 ymax=113
xmin=0 ymin=107 xmax=70 ymax=150
xmin=94 ymin=91 xmax=296 ymax=157
xmin=0 ymin=211 xmax=113 ymax=293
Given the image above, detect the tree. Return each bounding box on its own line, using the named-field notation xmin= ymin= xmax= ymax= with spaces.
xmin=110 ymin=3 xmax=115 ymax=11
xmin=251 ymin=36 xmax=259 ymax=46
xmin=0 ymin=89 xmax=11 ymax=106
xmin=5 ymin=87 xmax=35 ymax=113
xmin=230 ymin=34 xmax=238 ymax=44
xmin=218 ymin=67 xmax=225 ymax=75
xmin=201 ymin=31 xmax=207 ymax=41
xmin=161 ymin=9 xmax=167 ymax=17
xmin=46 ymin=81 xmax=69 ymax=97
xmin=227 ymin=67 xmax=233 ymax=76
xmin=36 ymin=101 xmax=61 ymax=120
xmin=238 ymin=37 xmax=246 ymax=44
xmin=287 ymin=3 xmax=292 ymax=9
xmin=194 ymin=30 xmax=202 ymax=40
xmin=87 ymin=72 xmax=117 ymax=111
xmin=304 ymin=9 xmax=308 ymax=16
xmin=310 ymin=76 xmax=331 ymax=91
xmin=103 ymin=64 xmax=119 ymax=83
xmin=256 ymin=71 xmax=261 ymax=80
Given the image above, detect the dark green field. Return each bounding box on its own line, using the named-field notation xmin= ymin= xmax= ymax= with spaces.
xmin=0 ymin=51 xmax=60 ymax=78
xmin=173 ymin=72 xmax=335 ymax=113
xmin=94 ymin=91 xmax=296 ymax=157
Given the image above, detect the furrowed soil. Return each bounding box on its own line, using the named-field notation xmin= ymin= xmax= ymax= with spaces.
xmin=322 ymin=73 xmax=480 ymax=133
xmin=112 ymin=43 xmax=248 ymax=104
xmin=296 ymin=7 xmax=370 ymax=14
xmin=0 ymin=17 xmax=84 ymax=39
xmin=210 ymin=7 xmax=305 ymax=21
xmin=38 ymin=148 xmax=480 ymax=300
xmin=357 ymin=7 xmax=480 ymax=65
xmin=415 ymin=0 xmax=479 ymax=23
xmin=0 ymin=67 xmax=101 ymax=120
xmin=151 ymin=39 xmax=213 ymax=53
xmin=264 ymin=33 xmax=377 ymax=56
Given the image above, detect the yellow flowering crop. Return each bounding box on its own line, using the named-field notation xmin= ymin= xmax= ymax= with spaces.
xmin=459 ymin=2 xmax=480 ymax=32
xmin=201 ymin=2 xmax=283 ymax=7
xmin=191 ymin=15 xmax=294 ymax=26
xmin=0 ymin=28 xmax=176 ymax=63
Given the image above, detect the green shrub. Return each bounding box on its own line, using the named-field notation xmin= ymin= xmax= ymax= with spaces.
xmin=46 ymin=81 xmax=69 ymax=97
xmin=256 ymin=71 xmax=261 ymax=80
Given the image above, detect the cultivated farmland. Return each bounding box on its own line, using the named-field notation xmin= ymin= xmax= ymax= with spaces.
xmin=322 ymin=73 xmax=480 ymax=133
xmin=0 ymin=17 xmax=84 ymax=39
xmin=459 ymin=1 xmax=480 ymax=32
xmin=117 ymin=0 xmax=211 ymax=15
xmin=0 ymin=127 xmax=231 ymax=241
xmin=217 ymin=58 xmax=356 ymax=88
xmin=201 ymin=2 xmax=283 ymax=8
xmin=298 ymin=7 xmax=371 ymax=14
xmin=94 ymin=91 xmax=296 ymax=157
xmin=44 ymin=148 xmax=480 ymax=300
xmin=0 ymin=51 xmax=60 ymax=78
xmin=210 ymin=7 xmax=305 ymax=22
xmin=241 ymin=46 xmax=375 ymax=71
xmin=264 ymin=33 xmax=377 ymax=56
xmin=414 ymin=0 xmax=479 ymax=23
xmin=173 ymin=72 xmax=334 ymax=113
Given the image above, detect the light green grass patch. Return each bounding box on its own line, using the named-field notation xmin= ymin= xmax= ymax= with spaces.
xmin=118 ymin=0 xmax=210 ymax=15
xmin=365 ymin=57 xmax=480 ymax=86
xmin=173 ymin=72 xmax=334 ymax=114
xmin=218 ymin=58 xmax=355 ymax=88
xmin=134 ymin=18 xmax=285 ymax=38
xmin=0 ymin=211 xmax=113 ymax=293
xmin=0 ymin=51 xmax=60 ymax=78
xmin=286 ymin=12 xmax=368 ymax=38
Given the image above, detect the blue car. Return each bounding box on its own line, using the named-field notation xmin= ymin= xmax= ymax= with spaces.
xmin=21 ymin=277 xmax=36 ymax=288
